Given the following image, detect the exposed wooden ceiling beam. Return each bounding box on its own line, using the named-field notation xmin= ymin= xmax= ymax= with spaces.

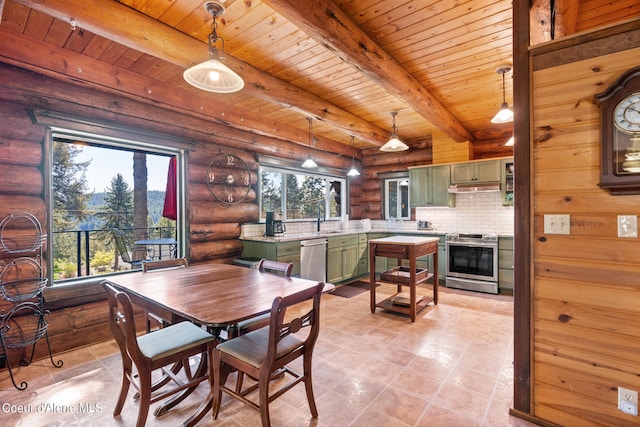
xmin=530 ymin=0 xmax=579 ymax=44
xmin=11 ymin=0 xmax=389 ymax=148
xmin=0 ymin=27 xmax=355 ymax=158
xmin=261 ymin=0 xmax=475 ymax=144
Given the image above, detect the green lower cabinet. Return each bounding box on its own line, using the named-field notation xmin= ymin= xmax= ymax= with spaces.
xmin=498 ymin=237 xmax=514 ymax=293
xmin=438 ymin=243 xmax=446 ymax=284
xmin=367 ymin=232 xmax=389 ymax=273
xmin=327 ymin=235 xmax=360 ymax=283
xmin=358 ymin=240 xmax=368 ymax=276
xmin=242 ymin=240 xmax=301 ymax=277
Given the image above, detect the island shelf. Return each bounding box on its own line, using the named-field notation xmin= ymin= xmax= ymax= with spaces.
xmin=369 ymin=235 xmax=439 ymax=322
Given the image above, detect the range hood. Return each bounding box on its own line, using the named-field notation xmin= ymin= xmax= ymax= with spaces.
xmin=448 ymin=182 xmax=501 ymax=193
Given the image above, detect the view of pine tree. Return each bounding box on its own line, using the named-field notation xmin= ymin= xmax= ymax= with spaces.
xmin=98 ymin=173 xmax=134 ymax=270
xmin=285 ymin=174 xmax=301 ymax=218
xmin=297 ymin=176 xmax=325 ymax=218
xmin=261 ymin=171 xmax=282 ymax=214
xmin=52 ymin=140 xmax=91 ymax=260
xmin=101 ymin=173 xmax=134 ymax=231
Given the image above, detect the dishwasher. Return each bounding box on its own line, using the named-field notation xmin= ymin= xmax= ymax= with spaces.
xmin=300 ymin=238 xmax=327 ymax=282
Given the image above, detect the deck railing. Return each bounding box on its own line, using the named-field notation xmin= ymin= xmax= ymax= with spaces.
xmin=52 ymin=226 xmax=175 ymax=280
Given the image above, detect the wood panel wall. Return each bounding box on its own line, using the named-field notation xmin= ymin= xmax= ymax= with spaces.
xmin=529 ymin=27 xmax=640 ymax=426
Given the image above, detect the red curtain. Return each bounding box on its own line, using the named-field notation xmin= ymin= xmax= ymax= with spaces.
xmin=162 ymin=157 xmax=177 ymax=220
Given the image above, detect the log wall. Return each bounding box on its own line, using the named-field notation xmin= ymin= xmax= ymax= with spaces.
xmin=529 ymin=26 xmax=640 ymax=426
xmin=0 ymin=63 xmax=360 ymax=360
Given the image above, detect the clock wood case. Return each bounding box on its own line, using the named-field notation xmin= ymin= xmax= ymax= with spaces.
xmin=593 ymin=66 xmax=640 ymax=195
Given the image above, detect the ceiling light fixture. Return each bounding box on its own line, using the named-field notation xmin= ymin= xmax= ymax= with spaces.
xmin=491 ymin=65 xmax=514 ymax=124
xmin=183 ymin=2 xmax=244 ymax=93
xmin=347 ymin=135 xmax=360 ymax=177
xmin=301 ymin=117 xmax=318 ymax=168
xmin=505 ymin=135 xmax=514 ymax=146
xmin=380 ymin=111 xmax=409 ymax=152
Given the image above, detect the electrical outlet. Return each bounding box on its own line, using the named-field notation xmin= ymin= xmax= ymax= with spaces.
xmin=618 ymin=387 xmax=639 ymax=416
xmin=618 ymin=215 xmax=638 ymax=238
xmin=543 ymin=214 xmax=570 ymax=235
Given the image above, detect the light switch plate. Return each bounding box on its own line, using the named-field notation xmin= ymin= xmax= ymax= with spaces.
xmin=618 ymin=215 xmax=638 ymax=238
xmin=544 ymin=214 xmax=570 ymax=235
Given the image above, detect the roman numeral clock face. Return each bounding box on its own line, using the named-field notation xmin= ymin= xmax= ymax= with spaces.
xmin=615 ymin=93 xmax=640 ymax=133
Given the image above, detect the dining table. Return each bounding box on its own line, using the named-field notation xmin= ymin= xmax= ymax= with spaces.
xmin=134 ymin=237 xmax=177 ymax=260
xmin=102 ymin=262 xmax=332 ymax=426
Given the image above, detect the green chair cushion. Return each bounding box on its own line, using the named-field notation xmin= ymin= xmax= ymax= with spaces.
xmin=137 ymin=321 xmax=213 ymax=361
xmin=217 ymin=327 xmax=303 ymax=368
xmin=236 ymin=313 xmax=270 ymax=331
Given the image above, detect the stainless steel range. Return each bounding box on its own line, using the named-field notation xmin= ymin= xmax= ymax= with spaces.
xmin=445 ymin=233 xmax=499 ymax=294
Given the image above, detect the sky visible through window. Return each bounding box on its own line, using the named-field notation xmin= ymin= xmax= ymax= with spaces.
xmin=75 ymin=145 xmax=170 ymax=192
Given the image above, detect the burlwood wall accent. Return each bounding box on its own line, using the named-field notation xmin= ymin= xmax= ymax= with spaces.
xmin=529 ymin=27 xmax=640 ymax=426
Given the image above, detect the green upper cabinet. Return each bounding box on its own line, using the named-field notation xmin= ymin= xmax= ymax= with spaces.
xmin=501 ymin=158 xmax=514 ymax=206
xmin=409 ymin=165 xmax=455 ymax=208
xmin=450 ymin=159 xmax=501 ymax=185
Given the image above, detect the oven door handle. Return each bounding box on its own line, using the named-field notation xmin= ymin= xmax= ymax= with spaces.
xmin=446 ymin=242 xmax=497 ymax=248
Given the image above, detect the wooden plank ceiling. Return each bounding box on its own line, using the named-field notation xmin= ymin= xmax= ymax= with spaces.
xmin=0 ymin=0 xmax=607 ymax=159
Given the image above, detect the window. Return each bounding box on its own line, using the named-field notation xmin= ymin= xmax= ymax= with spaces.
xmin=47 ymin=131 xmax=185 ymax=284
xmin=385 ymin=178 xmax=410 ymax=219
xmin=260 ymin=166 xmax=346 ymax=221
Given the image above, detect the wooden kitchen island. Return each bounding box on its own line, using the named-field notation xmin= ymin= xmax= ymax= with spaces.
xmin=369 ymin=235 xmax=439 ymax=322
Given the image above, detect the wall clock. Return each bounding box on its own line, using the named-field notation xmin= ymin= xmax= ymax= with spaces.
xmin=206 ymin=153 xmax=251 ymax=204
xmin=593 ymin=66 xmax=640 ymax=195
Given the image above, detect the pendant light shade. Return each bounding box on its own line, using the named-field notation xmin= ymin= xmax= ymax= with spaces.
xmin=302 ymin=117 xmax=318 ymax=168
xmin=183 ymin=2 xmax=244 ymax=93
xmin=380 ymin=112 xmax=409 ymax=152
xmin=491 ymin=66 xmax=513 ymax=124
xmin=505 ymin=135 xmax=514 ymax=146
xmin=347 ymin=135 xmax=360 ymax=177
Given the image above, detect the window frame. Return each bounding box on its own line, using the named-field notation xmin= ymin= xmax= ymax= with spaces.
xmin=384 ymin=177 xmax=411 ymax=220
xmin=258 ymin=163 xmax=347 ymax=222
xmin=35 ymin=110 xmax=193 ymax=291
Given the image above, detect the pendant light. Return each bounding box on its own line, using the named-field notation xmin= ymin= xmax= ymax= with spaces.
xmin=301 ymin=117 xmax=318 ymax=168
xmin=183 ymin=2 xmax=244 ymax=93
xmin=491 ymin=65 xmax=513 ymax=124
xmin=347 ymin=135 xmax=360 ymax=177
xmin=505 ymin=135 xmax=514 ymax=146
xmin=380 ymin=111 xmax=409 ymax=152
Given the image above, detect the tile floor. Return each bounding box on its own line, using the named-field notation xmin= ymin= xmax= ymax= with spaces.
xmin=0 ymin=283 xmax=538 ymax=427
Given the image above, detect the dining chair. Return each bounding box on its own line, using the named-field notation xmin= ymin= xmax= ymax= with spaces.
xmin=111 ymin=228 xmax=148 ymax=269
xmin=102 ymin=282 xmax=216 ymax=427
xmin=142 ymin=257 xmax=189 ymax=331
xmin=142 ymin=256 xmax=188 ymax=272
xmin=212 ymin=282 xmax=325 ymax=427
xmin=228 ymin=259 xmax=294 ymax=338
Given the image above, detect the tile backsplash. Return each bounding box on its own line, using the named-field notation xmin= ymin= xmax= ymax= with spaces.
xmin=415 ymin=191 xmax=513 ymax=235
xmin=241 ymin=192 xmax=513 ymax=238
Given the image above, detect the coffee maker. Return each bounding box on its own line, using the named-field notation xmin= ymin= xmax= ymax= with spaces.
xmin=265 ymin=212 xmax=286 ymax=236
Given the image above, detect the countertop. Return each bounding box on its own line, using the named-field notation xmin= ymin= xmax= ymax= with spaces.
xmin=241 ymin=227 xmax=513 ymax=243
xmin=368 ymin=235 xmax=440 ymax=245
xmin=241 ymin=228 xmax=445 ymax=243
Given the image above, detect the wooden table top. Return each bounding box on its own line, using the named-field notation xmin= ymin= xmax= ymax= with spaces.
xmin=369 ymin=235 xmax=439 ymax=245
xmin=102 ymin=263 xmax=328 ymax=328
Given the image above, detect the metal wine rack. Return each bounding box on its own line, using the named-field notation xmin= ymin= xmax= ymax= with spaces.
xmin=0 ymin=212 xmax=62 ymax=390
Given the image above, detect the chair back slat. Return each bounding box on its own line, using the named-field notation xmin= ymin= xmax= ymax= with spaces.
xmin=258 ymin=258 xmax=293 ymax=277
xmin=103 ymin=282 xmax=144 ymax=361
xmin=142 ymin=257 xmax=188 ymax=272
xmin=265 ymin=283 xmax=324 ymax=366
